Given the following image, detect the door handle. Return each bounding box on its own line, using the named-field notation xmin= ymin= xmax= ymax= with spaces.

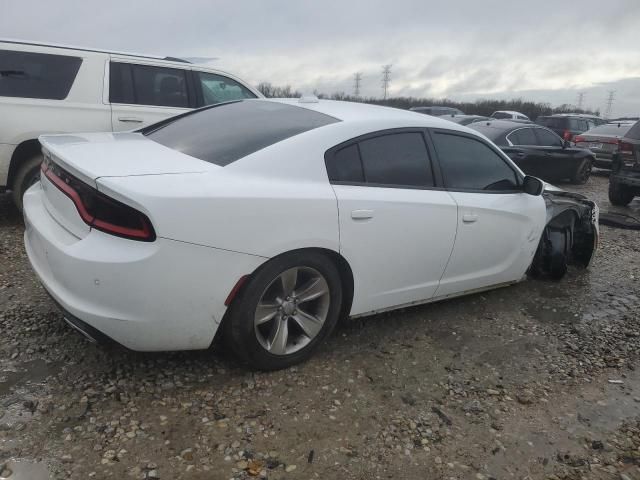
xmin=462 ymin=213 xmax=478 ymax=223
xmin=118 ymin=116 xmax=144 ymax=123
xmin=351 ymin=209 xmax=374 ymax=220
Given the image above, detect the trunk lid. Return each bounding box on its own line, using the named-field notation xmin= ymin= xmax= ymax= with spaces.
xmin=39 ymin=132 xmax=217 ymax=185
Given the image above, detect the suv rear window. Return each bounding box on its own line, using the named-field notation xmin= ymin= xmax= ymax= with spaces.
xmin=626 ymin=121 xmax=640 ymax=140
xmin=144 ymin=100 xmax=339 ymax=166
xmin=536 ymin=117 xmax=564 ymax=129
xmin=0 ymin=50 xmax=82 ymax=100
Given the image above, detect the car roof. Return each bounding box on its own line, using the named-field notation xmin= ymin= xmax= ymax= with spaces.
xmin=0 ymin=37 xmax=191 ymax=64
xmin=469 ymin=119 xmax=542 ymax=134
xmin=269 ymin=98 xmax=472 ymax=131
xmin=493 ymin=110 xmax=523 ymax=115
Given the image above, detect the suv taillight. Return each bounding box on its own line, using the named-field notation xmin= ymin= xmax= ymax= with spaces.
xmin=41 ymin=161 xmax=156 ymax=242
xmin=619 ymin=141 xmax=635 ymax=155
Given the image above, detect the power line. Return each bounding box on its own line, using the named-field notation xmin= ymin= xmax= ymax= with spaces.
xmin=381 ymin=64 xmax=392 ymax=100
xmin=576 ymin=92 xmax=585 ymax=110
xmin=605 ymin=90 xmax=616 ymax=118
xmin=353 ymin=72 xmax=362 ymax=97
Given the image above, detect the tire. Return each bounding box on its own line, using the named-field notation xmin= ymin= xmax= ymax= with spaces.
xmin=224 ymin=251 xmax=343 ymax=371
xmin=571 ymin=158 xmax=592 ymax=184
xmin=608 ymin=180 xmax=634 ymax=206
xmin=11 ymin=154 xmax=43 ymax=212
xmin=548 ymin=229 xmax=569 ymax=280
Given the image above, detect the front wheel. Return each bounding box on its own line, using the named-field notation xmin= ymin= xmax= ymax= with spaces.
xmin=11 ymin=154 xmax=43 ymax=212
xmin=571 ymin=159 xmax=592 ymax=184
xmin=225 ymin=251 xmax=343 ymax=370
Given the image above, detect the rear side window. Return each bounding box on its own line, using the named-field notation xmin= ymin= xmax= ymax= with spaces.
xmin=626 ymin=121 xmax=640 ymax=140
xmin=0 ymin=50 xmax=81 ymax=100
xmin=433 ymin=132 xmax=518 ymax=191
xmin=508 ymin=128 xmax=537 ymax=145
xmin=145 ymin=100 xmax=338 ymax=166
xmin=326 ymin=144 xmax=364 ymax=183
xmin=110 ymin=62 xmax=190 ymax=108
xmin=325 ymin=132 xmax=434 ymax=187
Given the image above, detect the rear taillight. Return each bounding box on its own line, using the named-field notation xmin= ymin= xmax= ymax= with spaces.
xmin=41 ymin=161 xmax=155 ymax=242
xmin=619 ymin=141 xmax=635 ymax=155
xmin=574 ymin=135 xmax=585 ymax=143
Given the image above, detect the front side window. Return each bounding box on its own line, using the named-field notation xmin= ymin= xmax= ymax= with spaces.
xmin=0 ymin=49 xmax=82 ymax=100
xmin=534 ymin=128 xmax=563 ymax=147
xmin=197 ymin=72 xmax=256 ymax=106
xmin=433 ymin=132 xmax=518 ymax=191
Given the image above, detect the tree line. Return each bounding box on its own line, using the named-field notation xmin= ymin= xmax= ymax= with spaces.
xmin=256 ymin=82 xmax=600 ymax=120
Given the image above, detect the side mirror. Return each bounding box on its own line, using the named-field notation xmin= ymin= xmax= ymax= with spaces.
xmin=523 ymin=175 xmax=544 ymax=196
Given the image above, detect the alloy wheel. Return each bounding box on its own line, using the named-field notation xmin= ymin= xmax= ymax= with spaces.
xmin=253 ymin=266 xmax=330 ymax=355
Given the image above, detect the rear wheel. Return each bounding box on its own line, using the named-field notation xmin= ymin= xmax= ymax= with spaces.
xmin=11 ymin=154 xmax=43 ymax=212
xmin=608 ymin=180 xmax=635 ymax=206
xmin=225 ymin=251 xmax=343 ymax=370
xmin=571 ymin=158 xmax=592 ymax=184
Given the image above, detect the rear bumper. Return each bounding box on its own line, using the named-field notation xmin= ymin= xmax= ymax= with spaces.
xmin=611 ymin=172 xmax=640 ymax=187
xmin=592 ymin=153 xmax=613 ymax=168
xmin=23 ymin=182 xmax=266 ymax=351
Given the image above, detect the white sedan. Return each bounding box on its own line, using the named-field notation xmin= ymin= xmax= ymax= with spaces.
xmin=23 ymin=98 xmax=598 ymax=370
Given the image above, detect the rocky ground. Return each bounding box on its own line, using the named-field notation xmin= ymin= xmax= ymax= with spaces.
xmin=0 ymin=172 xmax=639 ymax=480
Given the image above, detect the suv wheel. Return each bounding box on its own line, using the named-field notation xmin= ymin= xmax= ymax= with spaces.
xmin=608 ymin=180 xmax=635 ymax=206
xmin=225 ymin=251 xmax=343 ymax=370
xmin=11 ymin=154 xmax=43 ymax=212
xmin=571 ymin=159 xmax=592 ymax=184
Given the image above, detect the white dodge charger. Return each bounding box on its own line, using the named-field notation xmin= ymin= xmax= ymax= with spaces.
xmin=23 ymin=98 xmax=599 ymax=370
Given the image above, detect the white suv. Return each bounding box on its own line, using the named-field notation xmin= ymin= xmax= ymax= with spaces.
xmin=0 ymin=40 xmax=263 ymax=209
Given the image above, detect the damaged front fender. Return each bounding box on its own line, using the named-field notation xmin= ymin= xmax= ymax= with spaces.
xmin=529 ymin=187 xmax=599 ymax=279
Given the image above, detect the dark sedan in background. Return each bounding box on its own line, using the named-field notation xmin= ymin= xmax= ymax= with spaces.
xmin=446 ymin=114 xmax=491 ymax=126
xmin=469 ymin=120 xmax=595 ymax=184
xmin=574 ymin=121 xmax=636 ymax=169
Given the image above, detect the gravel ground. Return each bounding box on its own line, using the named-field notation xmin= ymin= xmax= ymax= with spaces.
xmin=0 ymin=172 xmax=639 ymax=480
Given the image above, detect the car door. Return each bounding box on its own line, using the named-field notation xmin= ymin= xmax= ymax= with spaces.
xmin=430 ymin=129 xmax=546 ymax=298
xmin=326 ymin=130 xmax=458 ymax=316
xmin=108 ymin=60 xmax=195 ymax=131
xmin=533 ymin=127 xmax=577 ymax=179
xmin=502 ymin=127 xmax=544 ymax=176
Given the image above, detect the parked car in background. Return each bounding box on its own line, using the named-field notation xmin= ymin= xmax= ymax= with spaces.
xmin=0 ymin=39 xmax=262 ymax=210
xmin=574 ymin=121 xmax=636 ymax=169
xmin=490 ymin=110 xmax=530 ymax=121
xmin=24 ymin=99 xmax=598 ymax=369
xmin=469 ymin=120 xmax=595 ymax=184
xmin=446 ymin=114 xmax=491 ymax=126
xmin=410 ymin=106 xmax=464 ymax=116
xmin=536 ymin=115 xmax=598 ymax=141
xmin=609 ymin=120 xmax=640 ymax=206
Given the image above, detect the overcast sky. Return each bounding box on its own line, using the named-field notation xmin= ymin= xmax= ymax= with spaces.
xmin=2 ymin=0 xmax=640 ymax=116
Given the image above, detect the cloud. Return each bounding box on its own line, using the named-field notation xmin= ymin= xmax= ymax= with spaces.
xmin=2 ymin=0 xmax=639 ymax=115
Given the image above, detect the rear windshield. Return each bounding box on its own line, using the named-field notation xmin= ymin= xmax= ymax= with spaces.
xmin=144 ymin=100 xmax=339 ymax=166
xmin=627 ymin=121 xmax=640 ymax=140
xmin=536 ymin=117 xmax=565 ymax=128
xmin=0 ymin=49 xmax=82 ymax=100
xmin=585 ymin=123 xmax=634 ymax=136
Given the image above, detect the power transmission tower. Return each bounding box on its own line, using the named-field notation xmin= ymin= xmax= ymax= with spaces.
xmin=353 ymin=72 xmax=362 ymax=98
xmin=576 ymin=92 xmax=585 ymax=110
xmin=604 ymin=90 xmax=616 ymax=118
xmin=381 ymin=64 xmax=392 ymax=100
